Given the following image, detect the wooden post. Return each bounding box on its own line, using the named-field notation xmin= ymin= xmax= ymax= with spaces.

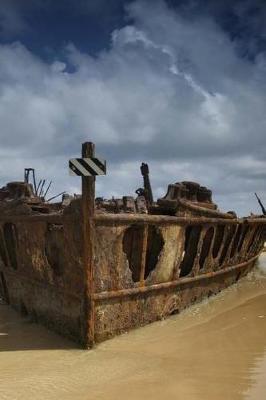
xmin=82 ymin=142 xmax=95 ymax=348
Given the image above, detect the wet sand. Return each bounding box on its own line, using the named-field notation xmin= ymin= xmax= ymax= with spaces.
xmin=1 ymin=256 xmax=266 ymax=400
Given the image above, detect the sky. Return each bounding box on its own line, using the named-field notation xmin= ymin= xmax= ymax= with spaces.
xmin=0 ymin=0 xmax=266 ymax=216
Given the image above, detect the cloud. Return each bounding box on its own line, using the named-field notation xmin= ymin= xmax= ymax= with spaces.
xmin=0 ymin=0 xmax=266 ymax=216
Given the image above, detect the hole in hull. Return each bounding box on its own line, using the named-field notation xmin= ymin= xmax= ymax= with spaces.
xmin=145 ymin=226 xmax=164 ymax=279
xmin=123 ymin=224 xmax=164 ymax=282
xmin=199 ymin=227 xmax=214 ymax=269
xmin=0 ymin=271 xmax=9 ymax=303
xmin=247 ymin=227 xmax=260 ymax=253
xmin=212 ymin=225 xmax=225 ymax=259
xmin=179 ymin=226 xmax=202 ymax=277
xmin=237 ymin=225 xmax=249 ymax=253
xmin=0 ymin=228 xmax=8 ymax=266
xmin=219 ymin=225 xmax=236 ymax=266
xmin=3 ymin=223 xmax=18 ymax=270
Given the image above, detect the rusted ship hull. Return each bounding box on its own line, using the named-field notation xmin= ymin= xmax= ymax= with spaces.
xmin=0 ymin=211 xmax=265 ymax=346
xmin=1 ymin=143 xmax=266 ymax=347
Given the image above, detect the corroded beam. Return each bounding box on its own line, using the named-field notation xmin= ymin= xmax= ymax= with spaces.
xmin=93 ymin=254 xmax=259 ymax=301
xmin=94 ymin=213 xmax=266 ymax=226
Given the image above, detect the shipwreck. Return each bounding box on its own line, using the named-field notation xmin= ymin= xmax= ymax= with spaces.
xmin=0 ymin=142 xmax=265 ymax=348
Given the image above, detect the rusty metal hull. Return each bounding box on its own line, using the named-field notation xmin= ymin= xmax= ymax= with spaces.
xmin=94 ymin=256 xmax=258 ymax=343
xmin=0 ymin=210 xmax=265 ymax=347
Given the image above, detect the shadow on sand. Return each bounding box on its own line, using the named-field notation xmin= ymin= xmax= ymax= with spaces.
xmin=0 ymin=302 xmax=79 ymax=352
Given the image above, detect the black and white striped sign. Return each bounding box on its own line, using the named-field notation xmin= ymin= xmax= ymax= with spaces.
xmin=69 ymin=158 xmax=106 ymax=176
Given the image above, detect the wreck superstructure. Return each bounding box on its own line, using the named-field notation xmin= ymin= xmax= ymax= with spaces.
xmin=0 ymin=144 xmax=265 ymax=347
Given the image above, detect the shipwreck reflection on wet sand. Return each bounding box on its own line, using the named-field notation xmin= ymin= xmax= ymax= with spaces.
xmin=0 ymin=255 xmax=266 ymax=400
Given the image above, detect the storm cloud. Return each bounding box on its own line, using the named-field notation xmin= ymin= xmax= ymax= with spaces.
xmin=0 ymin=0 xmax=265 ymax=215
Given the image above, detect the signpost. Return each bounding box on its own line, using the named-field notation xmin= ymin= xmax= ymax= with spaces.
xmin=69 ymin=142 xmax=106 ymax=348
xmin=69 ymin=157 xmax=106 ymax=177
